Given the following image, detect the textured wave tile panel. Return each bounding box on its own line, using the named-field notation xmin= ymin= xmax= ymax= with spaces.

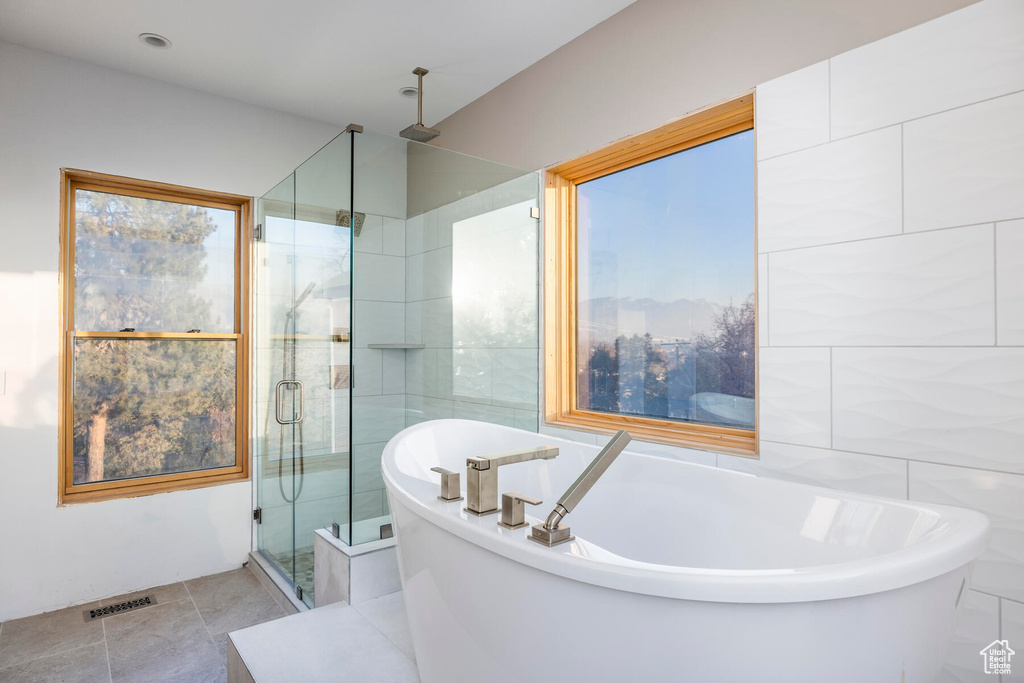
xmin=998 ymin=219 xmax=1024 ymax=345
xmin=624 ymin=439 xmax=717 ymax=468
xmin=758 ymin=254 xmax=768 ymax=346
xmin=905 ymin=90 xmax=1024 ymax=233
xmin=453 ymin=401 xmax=516 ymax=428
xmin=769 ymin=226 xmax=995 ymax=346
xmin=353 ymin=301 xmax=405 ymax=347
xmin=491 ymin=349 xmax=539 ymax=408
xmin=1003 ymin=599 xmax=1024 ymax=683
xmin=934 ymin=589 xmax=999 ymax=683
xmin=834 ymin=348 xmax=1024 ymax=472
xmin=353 ymin=253 xmax=405 ymax=303
xmin=755 ymin=60 xmax=829 ymax=160
xmin=757 ymin=126 xmax=902 ymax=253
xmin=910 ymin=461 xmax=1024 ymax=602
xmin=719 ymin=441 xmax=907 ymax=498
xmin=830 ymin=0 xmax=1024 ymax=139
xmin=352 ymin=394 xmax=407 ymax=446
xmin=757 ymin=347 xmax=831 ymax=448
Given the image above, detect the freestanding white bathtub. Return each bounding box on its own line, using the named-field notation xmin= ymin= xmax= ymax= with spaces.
xmin=382 ymin=420 xmax=989 ymax=683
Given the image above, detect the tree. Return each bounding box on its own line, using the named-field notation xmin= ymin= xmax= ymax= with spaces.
xmin=72 ymin=190 xmax=236 ymax=483
xmin=579 ymin=294 xmax=754 ymax=425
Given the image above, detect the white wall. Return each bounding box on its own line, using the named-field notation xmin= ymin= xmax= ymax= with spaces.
xmin=440 ymin=0 xmax=1024 ymax=680
xmin=0 ymin=40 xmax=340 ymax=621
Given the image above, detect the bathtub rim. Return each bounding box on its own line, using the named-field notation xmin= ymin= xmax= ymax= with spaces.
xmin=382 ymin=419 xmax=990 ymax=604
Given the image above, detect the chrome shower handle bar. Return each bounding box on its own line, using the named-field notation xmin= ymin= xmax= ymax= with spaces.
xmin=274 ymin=380 xmax=304 ymax=425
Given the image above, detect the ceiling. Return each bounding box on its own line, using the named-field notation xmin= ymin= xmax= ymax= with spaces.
xmin=0 ymin=0 xmax=635 ymax=133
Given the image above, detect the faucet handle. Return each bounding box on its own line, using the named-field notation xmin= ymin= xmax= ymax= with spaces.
xmin=430 ymin=467 xmax=463 ymax=502
xmin=498 ymin=491 xmax=542 ymax=530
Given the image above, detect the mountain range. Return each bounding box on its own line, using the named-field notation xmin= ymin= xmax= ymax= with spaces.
xmin=578 ymin=296 xmax=724 ymax=345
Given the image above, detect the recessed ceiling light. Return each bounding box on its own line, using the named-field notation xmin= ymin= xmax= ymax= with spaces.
xmin=138 ymin=33 xmax=172 ymax=49
xmin=398 ymin=86 xmax=419 ymax=98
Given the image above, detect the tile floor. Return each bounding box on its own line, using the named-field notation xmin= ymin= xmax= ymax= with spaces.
xmin=0 ymin=567 xmax=288 ymax=682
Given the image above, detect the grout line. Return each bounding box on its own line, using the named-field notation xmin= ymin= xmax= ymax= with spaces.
xmin=102 ymin=620 xmax=113 ymax=683
xmin=827 ymin=59 xmax=832 ymax=141
xmin=906 ymin=460 xmax=910 ymax=500
xmin=759 ymin=218 xmax=1012 ymax=257
xmin=757 ymin=84 xmax=1024 ymax=163
xmin=999 ymin=597 xmax=1003 ymax=640
xmin=828 ymin=347 xmax=833 ymax=449
xmin=994 ymin=224 xmax=1000 ymax=346
xmin=900 ymin=123 xmax=905 ymax=234
xmin=349 ymin=595 xmax=415 ymax=665
xmin=765 ymin=253 xmax=771 ymax=347
xmin=182 ymin=582 xmax=218 ymax=649
xmin=758 ymin=439 xmax=1024 ymax=477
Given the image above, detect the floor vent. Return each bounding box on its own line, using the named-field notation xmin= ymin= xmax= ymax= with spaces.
xmin=84 ymin=596 xmax=158 ymax=622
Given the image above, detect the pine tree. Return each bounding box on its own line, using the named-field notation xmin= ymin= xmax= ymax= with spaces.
xmin=72 ymin=190 xmax=236 ymax=483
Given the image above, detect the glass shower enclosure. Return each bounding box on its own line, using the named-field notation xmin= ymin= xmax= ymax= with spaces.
xmin=253 ymin=127 xmax=541 ymax=606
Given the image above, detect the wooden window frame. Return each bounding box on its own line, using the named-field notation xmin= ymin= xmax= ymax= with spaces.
xmin=58 ymin=169 xmax=252 ymax=504
xmin=543 ymin=93 xmax=758 ymax=456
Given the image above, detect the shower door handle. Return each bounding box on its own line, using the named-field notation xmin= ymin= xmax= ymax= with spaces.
xmin=275 ymin=380 xmax=304 ymax=424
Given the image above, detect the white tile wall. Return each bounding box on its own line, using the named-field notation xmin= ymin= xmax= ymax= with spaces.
xmin=352 ymin=394 xmax=405 ymax=446
xmin=405 ymin=210 xmax=438 ymax=256
xmin=719 ymin=441 xmax=906 ymax=498
xmin=833 ymin=348 xmax=1024 ymax=473
xmin=541 ymin=5 xmax=1024 ymax=678
xmin=354 ymin=253 xmax=405 ymax=303
xmin=769 ymin=226 xmax=995 ymax=346
xmin=353 ymin=214 xmax=384 ymax=254
xmin=829 ymin=0 xmax=1024 ymax=139
xmin=999 ymin=219 xmax=1024 ymax=345
xmin=904 ymin=91 xmax=1024 ymax=232
xmin=910 ymin=462 xmax=1024 ymax=602
xmin=381 ymin=350 xmax=405 ymax=395
xmin=757 ymin=254 xmax=768 ymax=345
xmin=353 ymin=301 xmax=404 ymax=347
xmin=1003 ymin=599 xmax=1024 ymax=683
xmin=406 ymin=181 xmax=541 ymax=431
xmin=382 ymin=218 xmax=405 ymax=257
xmin=757 ymin=126 xmax=902 ymax=252
xmin=755 ymin=61 xmax=830 ymax=160
xmin=934 ymin=590 xmax=999 ymax=683
xmin=453 ymin=401 xmax=516 ymax=427
xmin=351 ymin=348 xmax=383 ymax=397
xmin=757 ymin=347 xmax=831 ymax=448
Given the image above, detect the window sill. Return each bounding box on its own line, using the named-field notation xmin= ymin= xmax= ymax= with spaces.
xmin=545 ymin=410 xmax=757 ymax=457
xmin=59 ymin=469 xmax=249 ymax=505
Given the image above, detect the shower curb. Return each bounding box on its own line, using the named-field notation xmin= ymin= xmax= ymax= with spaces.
xmin=247 ymin=551 xmax=305 ymax=615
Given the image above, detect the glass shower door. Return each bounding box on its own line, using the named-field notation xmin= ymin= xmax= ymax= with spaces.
xmin=254 ymin=132 xmax=353 ymax=605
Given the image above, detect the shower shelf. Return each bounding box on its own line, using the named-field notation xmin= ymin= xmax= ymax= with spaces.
xmin=366 ymin=343 xmax=426 ymax=349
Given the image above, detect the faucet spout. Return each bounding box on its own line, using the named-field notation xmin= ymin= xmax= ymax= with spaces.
xmin=464 ymin=446 xmax=559 ymax=516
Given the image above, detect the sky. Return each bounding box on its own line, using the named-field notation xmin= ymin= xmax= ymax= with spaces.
xmin=576 ymin=129 xmax=756 ymax=307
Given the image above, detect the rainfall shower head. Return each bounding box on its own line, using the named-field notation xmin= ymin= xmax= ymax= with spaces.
xmin=336 ymin=209 xmax=366 ymax=237
xmin=399 ymin=67 xmax=440 ymax=143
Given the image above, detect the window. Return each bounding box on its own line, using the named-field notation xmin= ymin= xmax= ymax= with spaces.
xmin=58 ymin=170 xmax=251 ymax=502
xmin=544 ymin=94 xmax=757 ymax=454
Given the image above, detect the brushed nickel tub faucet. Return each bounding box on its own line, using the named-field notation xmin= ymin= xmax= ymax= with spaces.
xmin=464 ymin=446 xmax=559 ymax=516
xmin=530 ymin=430 xmax=632 ymax=547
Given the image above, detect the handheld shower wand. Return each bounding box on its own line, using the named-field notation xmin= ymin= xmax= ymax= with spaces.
xmin=530 ymin=430 xmax=632 ymax=547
